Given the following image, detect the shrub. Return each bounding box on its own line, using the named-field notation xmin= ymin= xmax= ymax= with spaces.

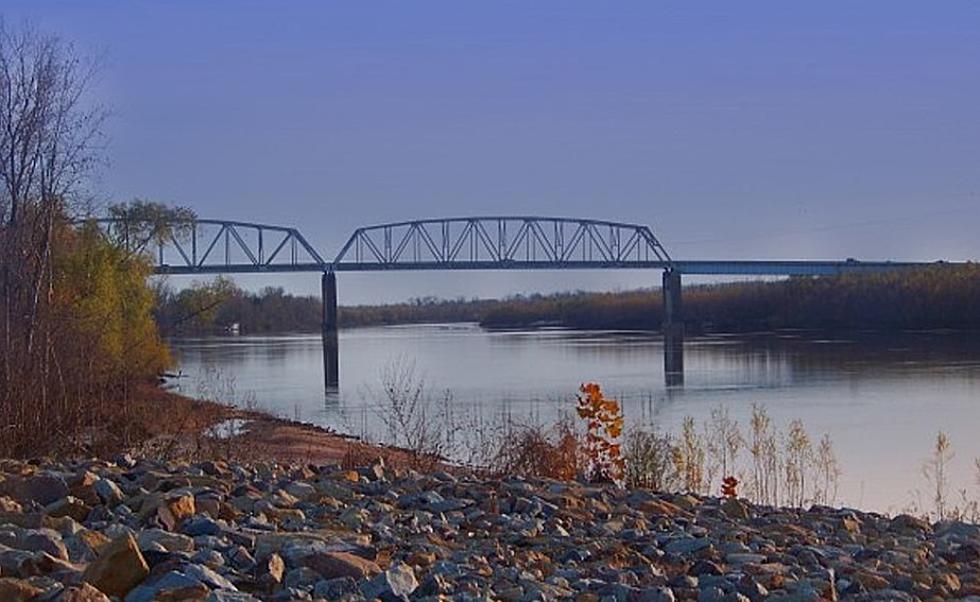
xmin=576 ymin=383 xmax=625 ymax=484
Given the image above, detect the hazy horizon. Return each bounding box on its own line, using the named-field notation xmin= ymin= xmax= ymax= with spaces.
xmin=6 ymin=1 xmax=980 ymax=302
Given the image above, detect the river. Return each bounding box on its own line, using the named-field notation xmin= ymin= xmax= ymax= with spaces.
xmin=168 ymin=325 xmax=980 ymax=514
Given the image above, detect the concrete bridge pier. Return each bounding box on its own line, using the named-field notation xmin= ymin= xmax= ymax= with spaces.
xmin=662 ymin=269 xmax=684 ymax=386
xmin=322 ymin=271 xmax=339 ymax=388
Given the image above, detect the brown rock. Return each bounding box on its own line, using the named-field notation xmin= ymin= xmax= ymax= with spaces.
xmin=840 ymin=515 xmax=862 ymax=534
xmin=164 ymin=493 xmax=196 ymax=523
xmin=19 ymin=551 xmax=80 ymax=577
xmin=67 ymin=472 xmax=101 ymax=506
xmin=141 ymin=492 xmax=196 ymax=531
xmin=938 ymin=572 xmax=962 ymax=593
xmin=56 ymin=583 xmax=111 ymax=601
xmin=639 ymin=499 xmax=684 ymax=517
xmin=0 ymin=577 xmax=42 ymax=601
xmin=853 ymin=571 xmax=890 ymax=590
xmin=194 ymin=496 xmax=220 ymax=517
xmin=0 ymin=496 xmax=22 ymax=513
xmin=82 ymin=533 xmax=149 ymax=597
xmin=256 ymin=552 xmax=285 ymax=589
xmin=890 ymin=514 xmax=932 ymax=535
xmin=408 ymin=551 xmax=436 ymax=567
xmin=46 ymin=496 xmax=92 ymax=522
xmin=302 ymin=550 xmax=382 ymax=580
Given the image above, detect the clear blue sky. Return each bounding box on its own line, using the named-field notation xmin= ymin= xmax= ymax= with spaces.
xmin=6 ymin=2 xmax=980 ymax=302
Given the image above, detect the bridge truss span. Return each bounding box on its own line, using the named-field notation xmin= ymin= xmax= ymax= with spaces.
xmin=332 ymin=216 xmax=673 ymax=271
xmin=86 ymin=218 xmax=326 ymax=274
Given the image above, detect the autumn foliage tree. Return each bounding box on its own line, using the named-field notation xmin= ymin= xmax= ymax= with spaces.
xmin=576 ymin=382 xmax=625 ymax=484
xmin=0 ymin=23 xmax=173 ymax=456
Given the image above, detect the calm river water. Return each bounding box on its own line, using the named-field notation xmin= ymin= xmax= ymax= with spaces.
xmin=168 ymin=325 xmax=980 ymax=514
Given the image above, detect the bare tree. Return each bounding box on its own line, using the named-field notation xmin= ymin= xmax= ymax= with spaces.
xmin=0 ymin=19 xmax=107 ymax=444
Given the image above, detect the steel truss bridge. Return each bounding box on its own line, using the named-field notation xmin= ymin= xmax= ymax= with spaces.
xmin=87 ymin=216 xmax=950 ymax=276
xmin=86 ymin=215 xmax=967 ymax=387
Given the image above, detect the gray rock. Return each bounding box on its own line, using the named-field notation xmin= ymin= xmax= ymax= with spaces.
xmin=93 ymin=478 xmax=124 ymax=506
xmin=313 ymin=576 xmax=358 ymax=598
xmin=284 ymin=566 xmax=320 ymax=590
xmin=182 ymin=563 xmax=238 ymax=591
xmin=638 ymin=587 xmax=676 ymax=602
xmin=22 ymin=529 xmax=69 ymax=561
xmin=181 ymin=515 xmax=224 ymax=537
xmin=361 ymin=561 xmax=418 ymax=601
xmin=137 ymin=529 xmax=194 ymax=553
xmin=124 ymin=571 xmax=206 ymax=602
xmin=665 ymin=537 xmax=711 ymax=555
xmin=207 ymin=593 xmax=262 ymax=602
xmin=285 ymin=481 xmax=317 ymax=500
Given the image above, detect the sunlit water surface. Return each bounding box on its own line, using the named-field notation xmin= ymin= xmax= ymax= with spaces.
xmin=168 ymin=325 xmax=980 ymax=514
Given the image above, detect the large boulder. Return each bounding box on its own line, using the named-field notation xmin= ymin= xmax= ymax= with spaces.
xmin=0 ymin=473 xmax=69 ymax=506
xmin=82 ymin=533 xmax=149 ymax=597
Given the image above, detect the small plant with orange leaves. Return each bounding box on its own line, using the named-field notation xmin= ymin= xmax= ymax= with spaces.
xmin=576 ymin=382 xmax=625 ymax=484
xmin=722 ymin=475 xmax=739 ymax=498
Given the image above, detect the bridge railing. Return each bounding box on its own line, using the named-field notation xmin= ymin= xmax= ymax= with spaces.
xmin=83 ymin=218 xmax=326 ymax=274
xmin=333 ymin=216 xmax=672 ymax=270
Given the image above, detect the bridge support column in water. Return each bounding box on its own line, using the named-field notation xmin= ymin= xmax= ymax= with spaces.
xmin=662 ymin=269 xmax=684 ymax=386
xmin=322 ymin=271 xmax=339 ymax=388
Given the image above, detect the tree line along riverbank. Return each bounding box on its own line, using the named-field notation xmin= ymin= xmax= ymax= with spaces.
xmin=155 ymin=263 xmax=980 ymax=334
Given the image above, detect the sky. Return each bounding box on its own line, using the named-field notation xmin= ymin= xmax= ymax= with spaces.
xmin=5 ymin=2 xmax=980 ymax=303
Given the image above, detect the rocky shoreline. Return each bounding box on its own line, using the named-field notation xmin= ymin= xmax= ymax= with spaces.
xmin=0 ymin=456 xmax=978 ymax=601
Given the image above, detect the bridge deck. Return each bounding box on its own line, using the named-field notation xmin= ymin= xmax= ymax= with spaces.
xmin=152 ymin=259 xmax=956 ymax=276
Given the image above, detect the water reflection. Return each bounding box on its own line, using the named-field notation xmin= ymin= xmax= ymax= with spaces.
xmin=168 ymin=325 xmax=980 ymax=513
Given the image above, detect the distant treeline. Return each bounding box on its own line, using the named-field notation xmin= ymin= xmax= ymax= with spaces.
xmin=155 ymin=265 xmax=980 ymax=334
xmin=482 ymin=265 xmax=980 ymax=331
xmin=153 ymin=279 xmax=492 ymax=334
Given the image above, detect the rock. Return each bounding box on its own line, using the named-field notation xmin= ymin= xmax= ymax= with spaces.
xmin=313 ymin=576 xmax=358 ymax=598
xmin=284 ymin=481 xmax=316 ymax=500
xmin=66 ymin=529 xmax=110 ymax=563
xmin=46 ymin=496 xmax=92 ymax=522
xmin=721 ymin=497 xmax=750 ymax=520
xmin=93 ymin=479 xmax=124 ymax=507
xmin=182 ymin=563 xmax=237 ymax=591
xmin=22 ymin=528 xmax=69 ymax=561
xmin=55 ymin=583 xmax=111 ymax=601
xmin=182 ymin=515 xmax=223 ymax=537
xmin=207 ymin=592 xmax=261 ymax=602
xmin=124 ymin=570 xmax=209 ymax=602
xmin=137 ymin=528 xmax=195 ymax=553
xmin=638 ymin=586 xmax=676 ymax=602
xmin=3 ymin=473 xmax=69 ymax=506
xmin=0 ymin=577 xmax=42 ymax=601
xmin=300 ymin=550 xmax=382 ymax=580
xmin=283 ymin=566 xmax=320 ymax=589
xmin=361 ymin=562 xmax=418 ymax=601
xmin=665 ymin=537 xmax=712 ymax=555
xmin=142 ymin=493 xmax=196 ymax=531
xmin=688 ymin=559 xmax=723 ymax=576
xmin=82 ymin=533 xmax=149 ymax=597
xmin=255 ymin=552 xmax=285 ymax=589
xmin=0 ymin=496 xmax=22 ymax=512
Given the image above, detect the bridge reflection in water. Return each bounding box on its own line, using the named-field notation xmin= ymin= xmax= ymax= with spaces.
xmin=85 ymin=215 xmax=962 ymax=390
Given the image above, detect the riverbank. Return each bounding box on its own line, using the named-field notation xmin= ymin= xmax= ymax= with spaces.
xmin=1 ymin=453 xmax=979 ymax=601
xmin=107 ymin=384 xmax=421 ymax=469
